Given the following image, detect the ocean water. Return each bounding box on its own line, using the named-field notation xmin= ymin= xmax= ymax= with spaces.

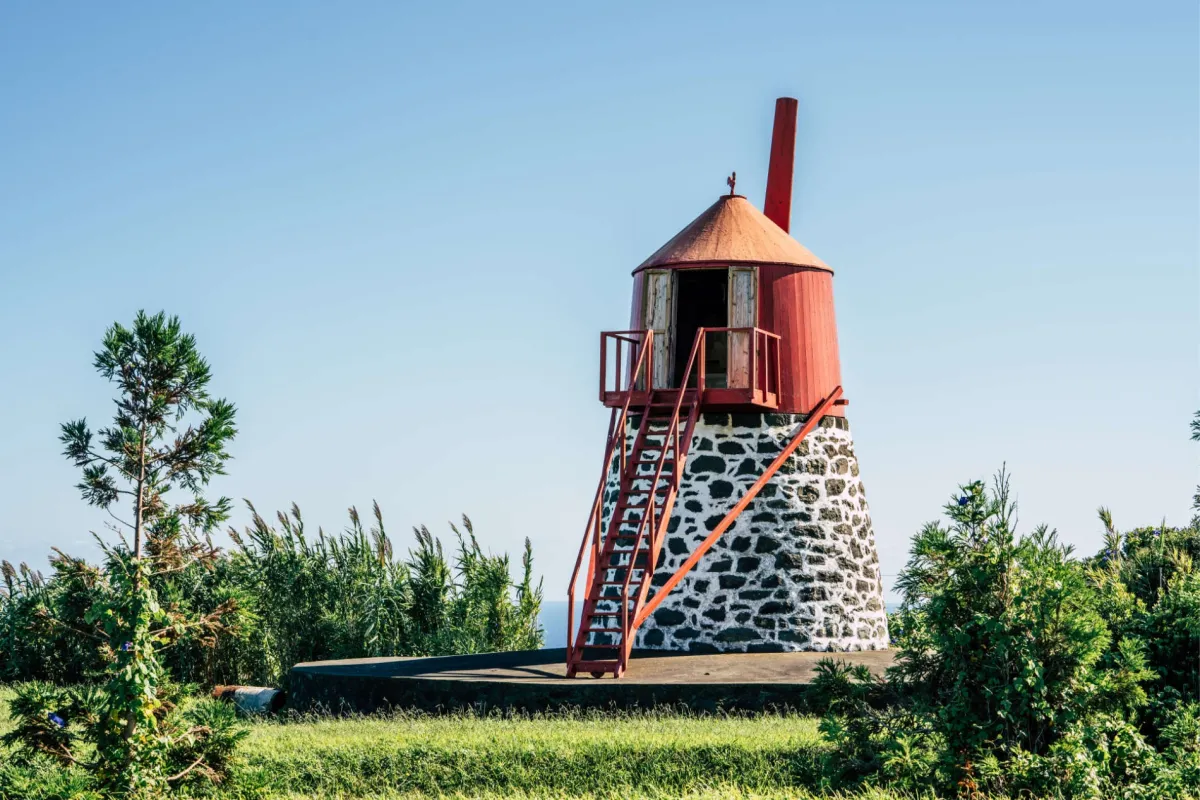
xmin=537 ymin=599 xmax=900 ymax=649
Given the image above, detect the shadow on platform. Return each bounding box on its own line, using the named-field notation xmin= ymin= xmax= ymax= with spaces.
xmin=288 ymin=648 xmax=893 ymax=714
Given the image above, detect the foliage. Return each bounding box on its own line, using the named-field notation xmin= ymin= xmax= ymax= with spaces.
xmin=227 ymin=504 xmax=544 ymax=687
xmin=890 ymin=470 xmax=1115 ymax=762
xmin=5 ymin=310 xmax=243 ymax=797
xmin=809 ymin=458 xmax=1199 ymax=799
xmin=810 ymin=659 xmax=937 ymax=792
xmin=1 ymin=509 xmax=544 ymax=692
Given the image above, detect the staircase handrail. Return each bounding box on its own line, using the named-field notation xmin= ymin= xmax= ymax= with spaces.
xmin=567 ymin=330 xmax=654 ymax=664
xmin=616 ymin=327 xmax=706 ymax=666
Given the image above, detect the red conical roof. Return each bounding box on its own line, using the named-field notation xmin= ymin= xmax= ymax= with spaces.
xmin=634 ymin=195 xmax=830 ymax=274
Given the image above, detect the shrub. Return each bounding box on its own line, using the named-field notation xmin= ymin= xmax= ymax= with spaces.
xmin=891 ymin=470 xmax=1115 ymax=764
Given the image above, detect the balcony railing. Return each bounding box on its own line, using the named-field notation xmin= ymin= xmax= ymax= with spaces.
xmin=600 ymin=327 xmax=781 ymax=410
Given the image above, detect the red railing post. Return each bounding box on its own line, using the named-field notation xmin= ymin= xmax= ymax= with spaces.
xmin=750 ymin=328 xmax=759 ymax=401
xmin=568 ymin=332 xmax=656 ymax=668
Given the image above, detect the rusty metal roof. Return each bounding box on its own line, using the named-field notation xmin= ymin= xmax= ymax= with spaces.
xmin=635 ymin=195 xmax=830 ymax=273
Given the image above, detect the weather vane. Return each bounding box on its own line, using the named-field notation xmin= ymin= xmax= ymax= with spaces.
xmin=726 ymin=171 xmax=737 ymax=196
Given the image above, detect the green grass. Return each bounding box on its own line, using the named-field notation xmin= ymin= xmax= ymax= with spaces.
xmin=0 ymin=686 xmax=938 ymax=799
xmin=233 ymin=711 xmax=829 ymax=797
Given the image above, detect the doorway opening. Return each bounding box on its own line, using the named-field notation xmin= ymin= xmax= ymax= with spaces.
xmin=673 ymin=269 xmax=727 ymax=387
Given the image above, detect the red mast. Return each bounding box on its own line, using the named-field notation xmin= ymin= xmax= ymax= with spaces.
xmin=764 ymin=97 xmax=798 ymax=232
xmin=758 ymin=97 xmax=844 ymax=415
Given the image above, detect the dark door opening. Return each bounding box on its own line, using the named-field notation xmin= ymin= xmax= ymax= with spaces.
xmin=673 ymin=269 xmax=727 ymax=387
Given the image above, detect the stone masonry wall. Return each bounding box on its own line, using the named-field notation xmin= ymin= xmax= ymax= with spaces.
xmin=599 ymin=412 xmax=889 ymax=653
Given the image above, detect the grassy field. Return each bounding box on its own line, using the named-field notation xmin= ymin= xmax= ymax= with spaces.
xmin=0 ymin=686 xmax=940 ymax=799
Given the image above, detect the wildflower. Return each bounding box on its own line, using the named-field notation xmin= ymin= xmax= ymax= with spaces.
xmin=47 ymin=713 xmax=65 ymax=728
xmin=121 ymin=641 xmax=133 ymax=652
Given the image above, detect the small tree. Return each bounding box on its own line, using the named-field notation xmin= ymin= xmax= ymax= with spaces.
xmin=47 ymin=310 xmax=239 ymax=794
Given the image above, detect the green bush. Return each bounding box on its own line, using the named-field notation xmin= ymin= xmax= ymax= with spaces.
xmin=1 ymin=507 xmax=544 ymax=691
xmin=811 ymin=464 xmax=1200 ymax=799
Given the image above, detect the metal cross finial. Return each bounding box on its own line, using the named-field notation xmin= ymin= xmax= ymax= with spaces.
xmin=727 ymin=171 xmax=737 ymax=196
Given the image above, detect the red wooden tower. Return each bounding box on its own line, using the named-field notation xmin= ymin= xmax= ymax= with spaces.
xmin=567 ymin=99 xmax=888 ymax=678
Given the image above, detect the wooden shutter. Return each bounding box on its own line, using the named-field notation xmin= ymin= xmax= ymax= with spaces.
xmin=727 ymin=268 xmax=757 ymax=389
xmin=643 ymin=270 xmax=673 ymax=389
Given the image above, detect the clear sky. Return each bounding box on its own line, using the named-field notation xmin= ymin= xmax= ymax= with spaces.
xmin=1 ymin=2 xmax=1196 ymax=602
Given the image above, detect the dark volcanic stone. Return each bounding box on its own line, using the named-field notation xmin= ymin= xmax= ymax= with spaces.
xmin=707 ymin=559 xmax=733 ymax=572
xmin=682 ymin=597 xmax=701 ymax=609
xmin=709 ymin=480 xmax=734 ymax=500
xmin=685 ymin=499 xmax=703 ymax=513
xmin=799 ymin=484 xmax=820 ymax=503
xmin=691 ymin=455 xmax=726 ymax=474
xmin=750 ymin=511 xmax=777 ymax=523
xmin=775 ymin=552 xmax=805 ymax=570
xmin=793 ymin=525 xmax=825 ymax=540
xmin=674 ymin=627 xmax=700 ymax=640
xmin=738 ymin=590 xmax=770 ymax=601
xmin=654 ymin=608 xmax=686 ymax=625
xmin=643 ymin=628 xmax=665 ymax=647
xmin=736 ymin=458 xmax=759 ymax=476
xmin=825 ymin=478 xmax=846 ymax=495
xmin=756 ymin=439 xmax=782 ymax=455
xmin=688 ymin=641 xmax=721 ymax=654
xmin=692 ymin=580 xmax=709 ymax=593
xmin=717 ymin=441 xmax=746 ymax=455
xmin=736 ymin=556 xmax=761 ymax=573
xmin=703 ymin=608 xmax=727 ymax=622
xmin=714 ymin=627 xmax=760 ymax=643
xmin=778 ymin=630 xmax=810 ymax=643
xmin=719 ymin=574 xmax=747 ymax=589
xmin=705 ymin=515 xmax=725 ymax=532
xmin=668 ymin=537 xmax=688 ymax=555
xmin=702 ymin=413 xmax=730 ymax=427
xmin=761 ymin=575 xmax=781 ymax=589
xmin=798 ymin=586 xmax=828 ymax=602
xmin=748 ymin=642 xmax=786 ymax=653
xmin=754 ymin=536 xmax=781 ymax=553
xmin=759 ymin=600 xmax=794 ymax=614
xmin=730 ymin=536 xmax=752 ymax=552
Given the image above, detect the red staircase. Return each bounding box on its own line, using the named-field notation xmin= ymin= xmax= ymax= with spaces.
xmin=567 ymin=331 xmax=703 ymax=678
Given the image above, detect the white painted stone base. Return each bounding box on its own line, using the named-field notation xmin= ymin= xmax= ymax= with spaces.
xmin=599 ymin=412 xmax=889 ymax=653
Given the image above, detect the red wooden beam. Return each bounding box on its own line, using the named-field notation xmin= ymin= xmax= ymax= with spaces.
xmin=633 ymin=384 xmax=844 ymax=629
xmin=764 ymin=97 xmax=798 ymax=233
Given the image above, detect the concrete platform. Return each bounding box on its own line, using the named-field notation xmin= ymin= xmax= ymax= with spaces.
xmin=288 ymin=648 xmax=894 ymax=714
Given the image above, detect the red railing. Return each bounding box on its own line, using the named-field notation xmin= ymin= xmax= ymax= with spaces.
xmin=599 ymin=330 xmax=653 ymax=399
xmin=618 ymin=329 xmax=703 ymax=668
xmin=601 ymin=327 xmax=780 ymax=407
xmin=693 ymin=327 xmax=781 ymax=401
xmin=568 ymin=331 xmax=654 ymax=662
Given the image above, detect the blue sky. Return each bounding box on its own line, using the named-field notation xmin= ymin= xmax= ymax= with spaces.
xmin=1 ymin=1 xmax=1196 ymax=601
